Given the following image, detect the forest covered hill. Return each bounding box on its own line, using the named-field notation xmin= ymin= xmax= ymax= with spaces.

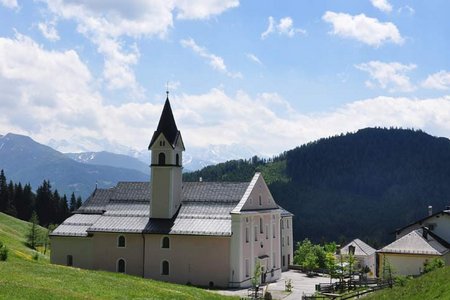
xmin=184 ymin=128 xmax=450 ymax=247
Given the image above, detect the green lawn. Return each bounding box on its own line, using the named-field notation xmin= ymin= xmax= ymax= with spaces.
xmin=366 ymin=267 xmax=450 ymax=300
xmin=0 ymin=212 xmax=235 ymax=299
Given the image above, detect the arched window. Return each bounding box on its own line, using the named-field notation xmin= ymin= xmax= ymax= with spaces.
xmin=259 ymin=195 xmax=262 ymax=205
xmin=67 ymin=255 xmax=73 ymax=266
xmin=118 ymin=235 xmax=126 ymax=248
xmin=158 ymin=152 xmax=166 ymax=165
xmin=162 ymin=260 xmax=169 ymax=275
xmin=117 ymin=259 xmax=126 ymax=273
xmin=176 ymin=153 xmax=180 ymax=166
xmin=162 ymin=236 xmax=170 ymax=249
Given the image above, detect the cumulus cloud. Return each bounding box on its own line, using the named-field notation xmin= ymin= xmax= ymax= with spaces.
xmin=38 ymin=21 xmax=60 ymax=41
xmin=422 ymin=71 xmax=450 ymax=90
xmin=322 ymin=11 xmax=403 ymax=47
xmin=261 ymin=16 xmax=306 ymax=39
xmin=175 ymin=0 xmax=239 ymax=20
xmin=180 ymin=38 xmax=242 ymax=78
xmin=41 ymin=0 xmax=239 ymax=96
xmin=0 ymin=0 xmax=18 ymax=9
xmin=3 ymin=35 xmax=450 ymax=156
xmin=371 ymin=0 xmax=392 ymax=13
xmin=355 ymin=61 xmax=416 ymax=92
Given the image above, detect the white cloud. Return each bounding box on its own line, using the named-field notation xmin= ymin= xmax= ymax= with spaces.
xmin=0 ymin=0 xmax=18 ymax=9
xmin=41 ymin=0 xmax=239 ymax=96
xmin=38 ymin=21 xmax=60 ymax=41
xmin=355 ymin=61 xmax=416 ymax=92
xmin=3 ymin=35 xmax=450 ymax=156
xmin=261 ymin=16 xmax=306 ymax=39
xmin=371 ymin=0 xmax=392 ymax=13
xmin=322 ymin=11 xmax=403 ymax=47
xmin=398 ymin=5 xmax=415 ymax=15
xmin=180 ymin=38 xmax=242 ymax=78
xmin=422 ymin=71 xmax=450 ymax=90
xmin=175 ymin=0 xmax=239 ymax=20
xmin=246 ymin=53 xmax=262 ymax=65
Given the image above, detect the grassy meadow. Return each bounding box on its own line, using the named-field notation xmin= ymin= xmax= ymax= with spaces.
xmin=0 ymin=212 xmax=235 ymax=299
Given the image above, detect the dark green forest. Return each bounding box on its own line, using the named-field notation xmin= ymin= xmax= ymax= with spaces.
xmin=184 ymin=128 xmax=450 ymax=247
xmin=0 ymin=169 xmax=82 ymax=226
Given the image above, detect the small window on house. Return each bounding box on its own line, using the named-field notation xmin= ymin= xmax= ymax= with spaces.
xmin=162 ymin=260 xmax=169 ymax=275
xmin=287 ymin=219 xmax=290 ymax=228
xmin=118 ymin=235 xmax=126 ymax=248
xmin=254 ymin=226 xmax=258 ymax=241
xmin=282 ymin=237 xmax=284 ymax=246
xmin=162 ymin=236 xmax=170 ymax=249
xmin=246 ymin=217 xmax=249 ymax=223
xmin=259 ymin=195 xmax=262 ymax=205
xmin=245 ymin=259 xmax=249 ymax=277
xmin=158 ymin=152 xmax=166 ymax=165
xmin=245 ymin=227 xmax=249 ymax=243
xmin=67 ymin=255 xmax=73 ymax=266
xmin=266 ymin=224 xmax=269 ymax=239
xmin=273 ymin=252 xmax=276 ymax=268
xmin=176 ymin=153 xmax=180 ymax=166
xmin=282 ymin=255 xmax=285 ymax=267
xmin=281 ymin=220 xmax=284 ymax=229
xmin=117 ymin=259 xmax=126 ymax=273
xmin=260 ymin=218 xmax=263 ymax=233
xmin=288 ymin=254 xmax=291 ymax=266
xmin=287 ymin=236 xmax=290 ymax=246
xmin=272 ymin=223 xmax=276 ymax=238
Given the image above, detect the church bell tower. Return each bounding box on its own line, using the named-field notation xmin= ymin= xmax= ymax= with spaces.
xmin=148 ymin=93 xmax=184 ymax=219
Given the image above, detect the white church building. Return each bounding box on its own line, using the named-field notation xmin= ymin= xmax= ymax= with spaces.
xmin=50 ymin=96 xmax=294 ymax=288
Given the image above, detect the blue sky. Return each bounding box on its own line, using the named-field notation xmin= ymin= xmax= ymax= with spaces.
xmin=1 ymin=0 xmax=450 ymax=156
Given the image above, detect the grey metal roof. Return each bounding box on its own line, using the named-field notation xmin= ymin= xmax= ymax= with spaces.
xmin=89 ymin=216 xmax=150 ymax=233
xmin=378 ymin=229 xmax=449 ymax=255
xmin=341 ymin=239 xmax=376 ymax=256
xmin=183 ymin=182 xmax=249 ymax=202
xmin=111 ymin=182 xmax=150 ymax=201
xmin=54 ymin=180 xmax=251 ymax=237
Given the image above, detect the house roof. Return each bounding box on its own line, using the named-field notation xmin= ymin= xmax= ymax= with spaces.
xmin=378 ymin=228 xmax=449 ymax=256
xmin=340 ymin=238 xmax=376 ymax=256
xmin=395 ymin=209 xmax=450 ymax=235
xmin=148 ymin=98 xmax=181 ymax=149
xmin=279 ymin=206 xmax=294 ymax=217
xmin=52 ymin=180 xmax=252 ymax=237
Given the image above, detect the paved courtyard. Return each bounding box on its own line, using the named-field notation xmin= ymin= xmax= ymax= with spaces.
xmin=215 ymin=270 xmax=336 ymax=299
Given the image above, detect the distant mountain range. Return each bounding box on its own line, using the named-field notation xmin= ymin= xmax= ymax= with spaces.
xmin=0 ymin=133 xmax=258 ymax=199
xmin=0 ymin=133 xmax=149 ymax=199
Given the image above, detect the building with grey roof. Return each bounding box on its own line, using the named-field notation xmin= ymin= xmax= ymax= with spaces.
xmin=376 ymin=206 xmax=450 ymax=276
xmin=50 ymin=96 xmax=293 ymax=288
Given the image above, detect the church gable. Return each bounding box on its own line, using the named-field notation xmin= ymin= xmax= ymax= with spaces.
xmin=232 ymin=173 xmax=278 ymax=213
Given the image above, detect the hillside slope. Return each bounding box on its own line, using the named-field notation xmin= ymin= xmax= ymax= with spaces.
xmin=0 ymin=212 xmax=233 ymax=300
xmin=0 ymin=133 xmax=149 ymax=198
xmin=184 ymin=128 xmax=450 ymax=246
xmin=365 ymin=267 xmax=450 ymax=300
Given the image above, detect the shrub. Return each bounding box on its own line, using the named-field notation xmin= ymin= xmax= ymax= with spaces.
xmin=0 ymin=241 xmax=8 ymax=261
xmin=264 ymin=291 xmax=273 ymax=300
xmin=423 ymin=258 xmax=445 ymax=273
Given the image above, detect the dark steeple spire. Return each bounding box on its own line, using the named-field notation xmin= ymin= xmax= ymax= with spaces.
xmin=148 ymin=95 xmax=180 ymax=149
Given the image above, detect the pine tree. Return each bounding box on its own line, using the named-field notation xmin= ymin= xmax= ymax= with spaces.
xmin=76 ymin=196 xmax=83 ymax=209
xmin=59 ymin=194 xmax=69 ymax=223
xmin=22 ymin=183 xmax=34 ymax=221
xmin=27 ymin=211 xmax=40 ymax=249
xmin=0 ymin=170 xmax=8 ymax=212
xmin=35 ymin=180 xmax=53 ymax=226
xmin=6 ymin=180 xmax=17 ymax=217
xmin=69 ymin=192 xmax=77 ymax=212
